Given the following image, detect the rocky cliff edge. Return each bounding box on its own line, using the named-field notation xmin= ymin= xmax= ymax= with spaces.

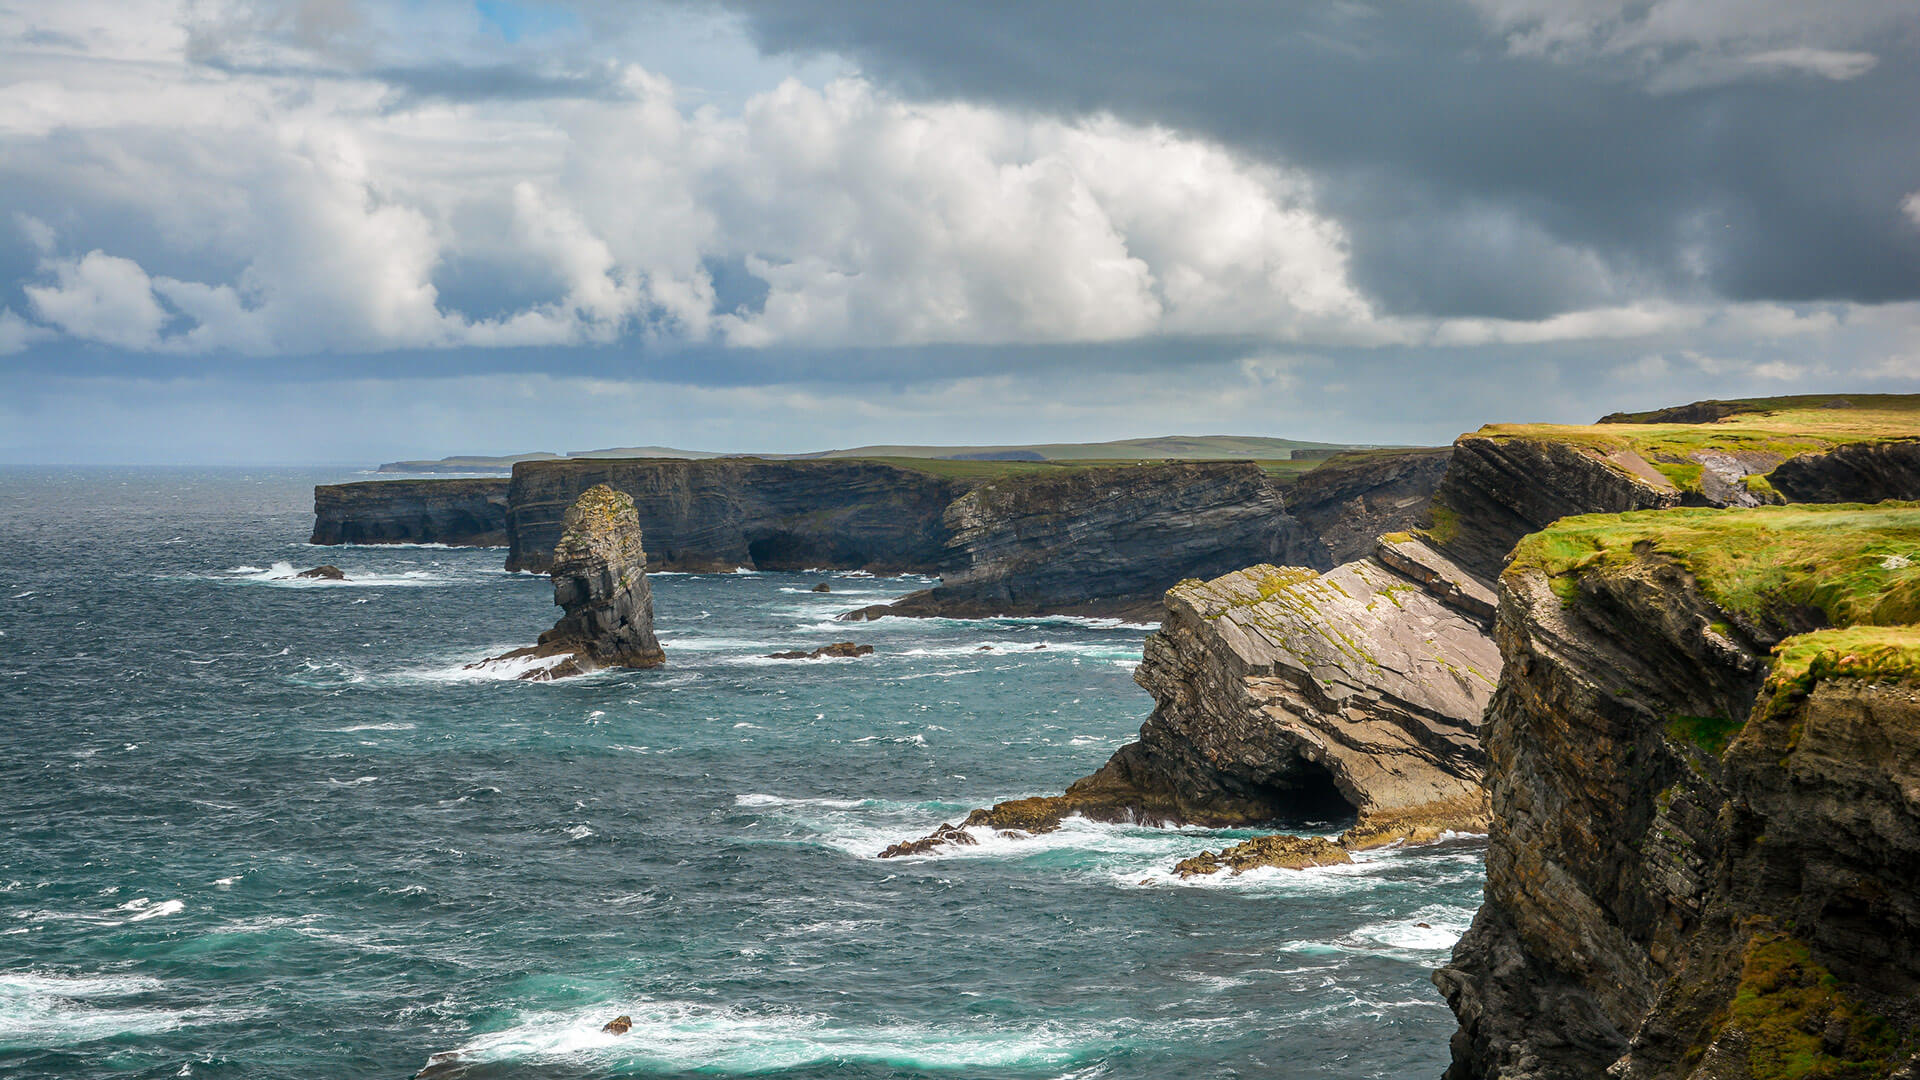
xmin=1435 ymin=501 xmax=1920 ymax=1080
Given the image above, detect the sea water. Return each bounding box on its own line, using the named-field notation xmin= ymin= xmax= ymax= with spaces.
xmin=0 ymin=468 xmax=1481 ymax=1079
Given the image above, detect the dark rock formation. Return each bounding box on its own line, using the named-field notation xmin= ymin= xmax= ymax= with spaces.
xmin=1283 ymin=448 xmax=1455 ymax=566
xmin=473 ymin=484 xmax=663 ymax=680
xmin=766 ymin=642 xmax=873 ymax=660
xmin=845 ymin=462 xmax=1316 ymax=621
xmin=315 ymin=450 xmax=1452 ymax=619
xmin=601 ymin=1016 xmax=632 ymax=1035
xmin=1434 ymin=504 xmax=1920 ymax=1080
xmin=1766 ymin=437 xmax=1920 ymax=504
xmin=297 ymin=565 xmax=345 ymax=580
xmin=878 ymin=823 xmax=978 ymax=858
xmin=881 ymin=534 xmax=1501 ymax=856
xmin=1422 ymin=433 xmax=1682 ymax=582
xmin=812 ymin=582 xmax=832 ymax=593
xmin=311 ymin=478 xmax=509 ymax=547
xmin=504 ymin=458 xmax=960 ymax=574
xmin=1173 ymin=834 xmax=1352 ymax=877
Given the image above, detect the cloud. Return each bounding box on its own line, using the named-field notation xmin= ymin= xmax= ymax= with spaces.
xmin=24 ymin=251 xmax=169 ymax=349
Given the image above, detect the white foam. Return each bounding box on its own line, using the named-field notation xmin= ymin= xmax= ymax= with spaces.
xmin=123 ymin=899 xmax=185 ymax=922
xmin=220 ymin=561 xmax=452 ymax=588
xmin=0 ymin=971 xmax=194 ymax=1050
xmin=411 ymin=652 xmax=573 ymax=683
xmin=416 ymin=999 xmax=1113 ymax=1077
xmin=320 ymin=722 xmax=415 ymax=732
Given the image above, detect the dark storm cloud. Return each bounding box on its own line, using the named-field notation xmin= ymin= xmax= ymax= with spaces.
xmin=681 ymin=0 xmax=1920 ymax=318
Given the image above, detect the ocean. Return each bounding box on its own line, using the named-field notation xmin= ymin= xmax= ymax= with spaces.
xmin=0 ymin=467 xmax=1480 ymax=1079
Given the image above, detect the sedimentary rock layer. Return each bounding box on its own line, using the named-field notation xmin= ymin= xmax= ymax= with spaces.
xmin=504 ymin=458 xmax=962 ymax=575
xmin=310 ymin=478 xmax=510 ymax=546
xmin=1434 ymin=503 xmax=1920 ymax=1080
xmin=847 ymin=462 xmax=1315 ymax=620
xmin=477 ymin=484 xmax=663 ymax=680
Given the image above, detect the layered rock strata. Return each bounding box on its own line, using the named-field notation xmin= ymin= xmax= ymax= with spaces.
xmin=846 ymin=462 xmax=1318 ymax=620
xmin=504 ymin=458 xmax=961 ymax=575
xmin=311 ymin=478 xmax=510 ymax=547
xmin=476 ymin=484 xmax=663 ymax=680
xmin=881 ymin=396 xmax=1920 ymax=856
xmin=315 ymin=451 xmax=1454 ymax=619
xmin=1435 ymin=502 xmax=1920 ymax=1080
xmin=882 ymin=533 xmax=1502 ymax=855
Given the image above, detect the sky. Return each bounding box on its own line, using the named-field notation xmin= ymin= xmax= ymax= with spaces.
xmin=1 ymin=0 xmax=1916 ymax=464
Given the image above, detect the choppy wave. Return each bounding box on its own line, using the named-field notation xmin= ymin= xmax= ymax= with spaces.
xmin=218 ymin=562 xmax=452 ymax=588
xmin=0 ymin=972 xmax=202 ymax=1050
xmin=416 ymin=999 xmax=1123 ymax=1077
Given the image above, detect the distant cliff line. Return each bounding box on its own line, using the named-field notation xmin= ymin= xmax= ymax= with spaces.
xmin=314 ymin=450 xmax=1453 ymax=620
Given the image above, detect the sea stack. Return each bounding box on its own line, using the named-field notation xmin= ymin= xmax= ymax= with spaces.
xmin=476 ymin=483 xmax=664 ymax=680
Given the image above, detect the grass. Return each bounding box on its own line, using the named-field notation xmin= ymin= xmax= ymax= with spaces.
xmin=1715 ymin=930 xmax=1900 ymax=1080
xmin=1469 ymin=394 xmax=1920 ymax=498
xmin=1507 ymin=503 xmax=1920 ymax=627
xmin=1668 ymin=714 xmax=1745 ymax=756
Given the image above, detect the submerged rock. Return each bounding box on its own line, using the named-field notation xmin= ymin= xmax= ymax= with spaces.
xmin=1173 ymin=834 xmax=1352 ymax=877
xmin=471 ymin=484 xmax=663 ymax=680
xmin=297 ymin=564 xmax=346 ymax=580
xmin=878 ymin=823 xmax=978 ymax=858
xmin=765 ymin=642 xmax=873 ymax=660
xmin=601 ymin=1015 xmax=632 ymax=1035
xmin=811 ymin=582 xmax=832 ymax=593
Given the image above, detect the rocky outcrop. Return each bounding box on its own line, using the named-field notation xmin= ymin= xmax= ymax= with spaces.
xmin=297 ymin=565 xmax=345 ymax=580
xmin=881 ymin=533 xmax=1501 ymax=855
xmin=877 ymin=398 xmax=1920 ymax=857
xmin=1284 ymin=448 xmax=1455 ymax=566
xmin=1434 ymin=502 xmax=1920 ymax=1080
xmin=1422 ymin=433 xmax=1682 ymax=582
xmin=311 ymin=478 xmax=510 ymax=547
xmin=1766 ymin=438 xmax=1920 ymax=505
xmin=474 ymin=485 xmax=663 ymax=680
xmin=1173 ymin=834 xmax=1352 ymax=877
xmin=846 ymin=462 xmax=1315 ymax=621
xmin=766 ymin=642 xmax=873 ymax=660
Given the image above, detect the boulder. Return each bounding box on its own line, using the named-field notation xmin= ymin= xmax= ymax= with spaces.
xmin=297 ymin=565 xmax=346 ymax=580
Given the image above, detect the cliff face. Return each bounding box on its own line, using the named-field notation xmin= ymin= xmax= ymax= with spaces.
xmin=311 ymin=479 xmax=510 ymax=546
xmin=1066 ymin=536 xmax=1499 ymax=830
xmin=1434 ymin=503 xmax=1920 ymax=1080
xmin=1285 ymin=448 xmax=1456 ymax=566
xmin=855 ymin=462 xmax=1312 ymax=620
xmin=503 ymin=459 xmax=961 ymax=574
xmin=1767 ymin=438 xmax=1920 ymax=505
xmin=478 ymin=484 xmax=663 ymax=680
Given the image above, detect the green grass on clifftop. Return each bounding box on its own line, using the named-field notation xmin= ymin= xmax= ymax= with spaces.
xmin=1509 ymin=503 xmax=1920 ymax=627
xmin=1470 ymin=394 xmax=1920 ymax=496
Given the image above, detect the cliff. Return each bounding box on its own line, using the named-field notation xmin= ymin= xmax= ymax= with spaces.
xmin=476 ymin=484 xmax=664 ymax=680
xmin=879 ymin=395 xmax=1920 ymax=857
xmin=1284 ymin=447 xmax=1457 ymax=566
xmin=1434 ymin=502 xmax=1920 ymax=1080
xmin=311 ymin=478 xmax=510 ymax=546
xmin=503 ymin=458 xmax=962 ymax=574
xmin=846 ymin=461 xmax=1315 ymax=620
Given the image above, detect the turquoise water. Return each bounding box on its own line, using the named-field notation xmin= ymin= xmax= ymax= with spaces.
xmin=0 ymin=468 xmax=1480 ymax=1079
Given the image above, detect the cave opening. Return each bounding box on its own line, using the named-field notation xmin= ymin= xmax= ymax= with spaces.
xmin=1256 ymin=765 xmax=1359 ymax=829
xmin=746 ymin=531 xmax=839 ymax=571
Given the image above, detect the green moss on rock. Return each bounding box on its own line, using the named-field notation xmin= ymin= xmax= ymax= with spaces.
xmin=1718 ymin=931 xmax=1900 ymax=1080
